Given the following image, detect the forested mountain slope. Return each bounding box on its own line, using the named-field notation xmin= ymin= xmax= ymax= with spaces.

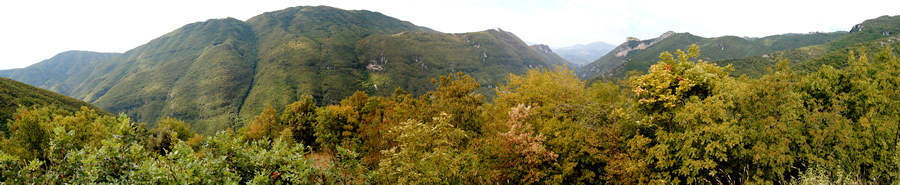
xmin=578 ymin=30 xmax=848 ymax=79
xmin=351 ymin=30 xmax=562 ymax=98
xmin=0 ymin=77 xmax=109 ymax=133
xmin=718 ymin=15 xmax=900 ymax=77
xmin=2 ymin=6 xmax=560 ymax=134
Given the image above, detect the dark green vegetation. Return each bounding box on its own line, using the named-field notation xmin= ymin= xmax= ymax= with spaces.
xmin=4 ymin=44 xmax=900 ymax=183
xmin=578 ymin=30 xmax=848 ymax=79
xmin=3 ymin=6 xmax=559 ymax=135
xmin=0 ymin=77 xmax=109 ymax=135
xmin=351 ymin=29 xmax=559 ymax=100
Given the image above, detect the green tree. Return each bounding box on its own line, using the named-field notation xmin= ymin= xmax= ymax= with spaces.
xmin=492 ymin=66 xmax=609 ymax=183
xmin=6 ymin=106 xmax=65 ymax=160
xmin=425 ymin=72 xmax=485 ymax=135
xmin=147 ymin=117 xmax=199 ymax=155
xmin=315 ymin=104 xmax=359 ymax=150
xmin=376 ymin=113 xmax=475 ymax=183
xmin=625 ymin=44 xmax=744 ymax=183
xmin=281 ymin=95 xmax=319 ymax=146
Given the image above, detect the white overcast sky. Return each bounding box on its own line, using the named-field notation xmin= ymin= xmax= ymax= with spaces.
xmin=0 ymin=0 xmax=897 ymax=70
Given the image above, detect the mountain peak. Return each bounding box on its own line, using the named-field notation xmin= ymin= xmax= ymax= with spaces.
xmin=0 ymin=5 xmax=558 ymax=134
xmin=611 ymin=31 xmax=680 ymax=58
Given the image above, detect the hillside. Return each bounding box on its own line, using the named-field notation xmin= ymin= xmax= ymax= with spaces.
xmin=3 ymin=6 xmax=558 ymax=134
xmin=352 ymin=30 xmax=562 ymax=98
xmin=0 ymin=77 xmax=109 ymax=132
xmin=0 ymin=51 xmax=120 ymax=95
xmin=552 ymin=41 xmax=615 ymax=65
xmin=718 ymin=15 xmax=900 ymax=76
xmin=530 ymin=44 xmax=572 ymax=68
xmin=577 ymin=31 xmax=848 ymax=79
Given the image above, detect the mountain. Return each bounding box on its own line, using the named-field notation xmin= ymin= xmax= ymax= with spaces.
xmin=718 ymin=15 xmax=900 ymax=77
xmin=352 ymin=30 xmax=563 ymax=98
xmin=578 ymin=31 xmax=848 ymax=79
xmin=0 ymin=70 xmax=11 ymax=78
xmin=552 ymin=41 xmax=615 ymax=65
xmin=0 ymin=77 xmax=109 ymax=130
xmin=530 ymin=44 xmax=572 ymax=68
xmin=0 ymin=51 xmax=121 ymax=95
xmin=3 ymin=6 xmax=558 ymax=134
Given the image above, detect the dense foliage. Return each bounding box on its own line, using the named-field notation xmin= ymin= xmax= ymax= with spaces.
xmin=4 ymin=43 xmax=900 ymax=183
xmin=0 ymin=77 xmax=109 ymax=136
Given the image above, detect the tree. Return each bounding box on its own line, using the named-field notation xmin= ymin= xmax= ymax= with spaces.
xmin=281 ymin=95 xmax=318 ymax=147
xmin=425 ymin=72 xmax=485 ymax=135
xmin=492 ymin=66 xmax=608 ymax=183
xmin=631 ymin=44 xmax=732 ymax=131
xmin=625 ymin=44 xmax=743 ymax=183
xmin=148 ymin=117 xmax=199 ymax=155
xmin=246 ymin=105 xmax=282 ymax=141
xmin=315 ymin=104 xmax=359 ymax=150
xmin=6 ymin=106 xmax=63 ymax=160
xmin=376 ymin=113 xmax=475 ymax=183
xmin=495 ymin=104 xmax=557 ymax=183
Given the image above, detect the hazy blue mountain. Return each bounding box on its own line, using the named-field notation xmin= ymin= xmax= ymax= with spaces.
xmin=0 ymin=51 xmax=121 ymax=95
xmin=552 ymin=41 xmax=616 ymax=65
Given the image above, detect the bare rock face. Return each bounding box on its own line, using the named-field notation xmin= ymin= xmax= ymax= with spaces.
xmin=850 ymin=24 xmax=863 ymax=33
xmin=533 ymin=44 xmax=554 ymax=54
xmin=613 ymin=31 xmax=676 ymax=57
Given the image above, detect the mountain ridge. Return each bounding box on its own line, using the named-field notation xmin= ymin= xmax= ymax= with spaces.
xmin=3 ymin=6 xmax=559 ymax=134
xmin=1 ymin=51 xmax=121 ymax=95
xmin=1 ymin=76 xmax=110 ymax=134
xmin=706 ymin=15 xmax=900 ymax=78
xmin=578 ymin=30 xmax=848 ymax=79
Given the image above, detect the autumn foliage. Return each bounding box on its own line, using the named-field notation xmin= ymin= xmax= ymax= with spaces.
xmin=3 ymin=44 xmax=900 ymax=184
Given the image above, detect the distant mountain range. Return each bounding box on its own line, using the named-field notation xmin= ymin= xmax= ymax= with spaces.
xmin=0 ymin=6 xmax=562 ymax=134
xmin=552 ymin=41 xmax=616 ymax=65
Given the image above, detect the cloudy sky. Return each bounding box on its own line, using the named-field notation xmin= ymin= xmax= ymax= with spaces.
xmin=1 ymin=0 xmax=897 ymax=70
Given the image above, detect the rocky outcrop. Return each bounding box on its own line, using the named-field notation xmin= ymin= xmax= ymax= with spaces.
xmin=532 ymin=44 xmax=554 ymax=54
xmin=850 ymin=24 xmax=863 ymax=33
xmin=613 ymin=31 xmax=676 ymax=57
